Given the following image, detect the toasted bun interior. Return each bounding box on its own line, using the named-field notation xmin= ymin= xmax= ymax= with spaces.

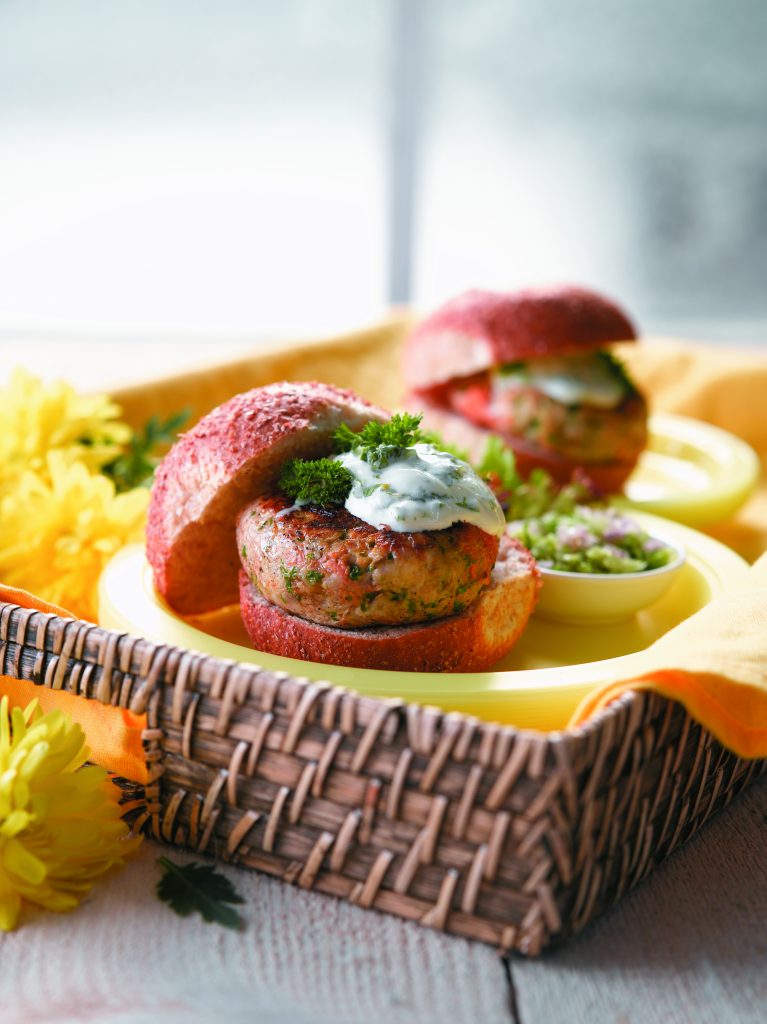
xmin=147 ymin=381 xmax=388 ymax=614
xmin=239 ymin=533 xmax=540 ymax=673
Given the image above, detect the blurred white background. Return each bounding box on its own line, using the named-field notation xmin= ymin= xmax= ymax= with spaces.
xmin=1 ymin=0 xmax=766 ymax=348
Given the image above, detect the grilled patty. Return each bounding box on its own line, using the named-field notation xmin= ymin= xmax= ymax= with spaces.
xmin=237 ymin=494 xmax=500 ymax=629
xmin=449 ymin=375 xmax=647 ymax=465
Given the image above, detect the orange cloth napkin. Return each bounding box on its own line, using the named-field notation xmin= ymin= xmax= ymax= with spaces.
xmin=0 ymin=585 xmax=148 ymax=783
xmin=568 ymin=552 xmax=767 ymax=757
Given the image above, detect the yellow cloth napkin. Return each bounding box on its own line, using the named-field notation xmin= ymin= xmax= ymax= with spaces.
xmin=568 ymin=552 xmax=767 ymax=757
xmin=616 ymin=338 xmax=767 ymax=562
xmin=563 ymin=339 xmax=767 ymax=759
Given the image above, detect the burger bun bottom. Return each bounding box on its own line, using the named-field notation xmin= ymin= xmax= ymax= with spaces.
xmin=239 ymin=534 xmax=540 ymax=673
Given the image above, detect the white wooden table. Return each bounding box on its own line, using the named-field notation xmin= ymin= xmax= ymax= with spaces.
xmin=1 ymin=334 xmax=765 ymax=1024
xmin=1 ymin=778 xmax=764 ymax=1024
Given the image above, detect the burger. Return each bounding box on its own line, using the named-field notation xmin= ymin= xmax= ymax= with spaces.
xmin=403 ymin=285 xmax=647 ymax=493
xmin=146 ymin=381 xmax=539 ymax=673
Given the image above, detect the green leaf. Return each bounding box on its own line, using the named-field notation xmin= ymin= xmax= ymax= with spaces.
xmin=595 ymin=351 xmax=639 ymax=397
xmin=332 ymin=422 xmax=362 ymax=454
xmin=103 ymin=409 xmax=190 ymax=492
xmin=156 ymin=856 xmax=245 ymax=929
xmin=461 ymin=433 xmax=597 ymax=520
xmin=475 ymin=435 xmax=521 ymax=494
xmin=333 ymin=412 xmax=426 ymax=468
xmin=333 ymin=412 xmax=424 ymax=453
xmin=280 ymin=457 xmax=353 ymax=505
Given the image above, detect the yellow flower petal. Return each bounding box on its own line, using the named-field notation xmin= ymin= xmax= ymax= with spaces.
xmin=0 ymin=810 xmax=32 ymax=838
xmin=0 ymin=457 xmax=148 ymax=620
xmin=0 ymin=700 xmax=141 ymax=930
xmin=3 ymin=838 xmax=47 ymax=885
xmin=0 ymin=368 xmax=131 ymax=498
xmin=0 ymin=874 xmax=23 ymax=932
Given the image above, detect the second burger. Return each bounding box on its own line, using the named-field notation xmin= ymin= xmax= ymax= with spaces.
xmin=403 ymin=285 xmax=647 ymax=493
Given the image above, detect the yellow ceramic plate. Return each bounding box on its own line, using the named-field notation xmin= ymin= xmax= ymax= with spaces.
xmin=99 ymin=512 xmax=748 ymax=732
xmin=621 ymin=413 xmax=760 ymax=526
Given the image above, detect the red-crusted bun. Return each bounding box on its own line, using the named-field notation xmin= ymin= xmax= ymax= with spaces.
xmin=403 ymin=285 xmax=637 ymax=391
xmin=403 ymin=285 xmax=645 ymax=492
xmin=147 ymin=381 xmax=387 ymax=614
xmin=238 ymin=533 xmax=540 ymax=673
xmin=148 ymin=378 xmax=539 ymax=672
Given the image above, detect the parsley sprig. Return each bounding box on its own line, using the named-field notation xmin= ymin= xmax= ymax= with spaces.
xmin=333 ymin=412 xmax=426 ymax=469
xmin=279 ymin=457 xmax=353 ymax=506
xmin=278 ymin=410 xmax=592 ymax=518
xmin=279 ymin=413 xmax=428 ymax=505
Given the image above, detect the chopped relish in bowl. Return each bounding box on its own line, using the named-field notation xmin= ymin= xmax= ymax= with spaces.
xmin=507 ymin=506 xmax=676 ymax=574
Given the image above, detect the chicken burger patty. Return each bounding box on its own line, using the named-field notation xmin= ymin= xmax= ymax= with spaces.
xmin=237 ymin=494 xmax=500 ymax=629
xmin=449 ymin=376 xmax=647 ymax=464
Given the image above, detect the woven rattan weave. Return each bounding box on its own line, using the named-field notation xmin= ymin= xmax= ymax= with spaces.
xmin=1 ymin=600 xmax=763 ymax=954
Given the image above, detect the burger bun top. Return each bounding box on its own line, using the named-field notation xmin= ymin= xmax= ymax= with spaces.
xmin=147 ymin=380 xmax=388 ymax=614
xmin=403 ymin=285 xmax=637 ymax=390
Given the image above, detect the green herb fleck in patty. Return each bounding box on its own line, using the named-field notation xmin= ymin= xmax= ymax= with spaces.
xmin=280 ymin=564 xmax=300 ymax=593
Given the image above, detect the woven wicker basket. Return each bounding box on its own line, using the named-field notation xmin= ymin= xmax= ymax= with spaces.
xmin=2 ymin=599 xmax=764 ymax=955
xmin=4 ymin=322 xmax=764 ymax=952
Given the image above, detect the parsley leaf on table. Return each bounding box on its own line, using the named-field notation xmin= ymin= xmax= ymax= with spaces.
xmin=156 ymin=856 xmax=246 ymax=929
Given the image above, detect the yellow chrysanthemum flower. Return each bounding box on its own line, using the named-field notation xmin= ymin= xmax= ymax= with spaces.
xmin=0 ymin=696 xmax=141 ymax=932
xmin=0 ymin=453 xmax=148 ymax=621
xmin=0 ymin=369 xmax=130 ymax=496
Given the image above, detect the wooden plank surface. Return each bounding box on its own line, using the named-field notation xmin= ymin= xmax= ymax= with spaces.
xmin=1 ymin=779 xmax=765 ymax=1023
xmin=0 ymin=837 xmax=510 ymax=1024
xmin=509 ymin=776 xmax=767 ymax=1024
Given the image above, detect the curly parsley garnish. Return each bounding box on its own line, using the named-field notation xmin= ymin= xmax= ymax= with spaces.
xmin=334 ymin=412 xmax=426 ymax=469
xmin=279 ymin=413 xmax=430 ymax=505
xmin=278 ymin=411 xmax=591 ymax=519
xmin=279 ymin=457 xmax=353 ymax=506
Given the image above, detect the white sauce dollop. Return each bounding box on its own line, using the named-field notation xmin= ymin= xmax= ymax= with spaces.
xmin=496 ymin=353 xmax=625 ymax=409
xmin=335 ymin=443 xmax=506 ymax=536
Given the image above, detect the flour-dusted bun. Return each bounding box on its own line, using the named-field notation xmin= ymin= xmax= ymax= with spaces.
xmin=238 ymin=532 xmax=540 ymax=673
xmin=147 ymin=381 xmax=388 ymax=614
xmin=403 ymin=285 xmax=637 ymax=391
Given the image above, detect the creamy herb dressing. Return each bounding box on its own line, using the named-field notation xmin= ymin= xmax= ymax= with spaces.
xmin=496 ymin=353 xmax=624 ymax=409
xmin=334 ymin=443 xmax=505 ymax=536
